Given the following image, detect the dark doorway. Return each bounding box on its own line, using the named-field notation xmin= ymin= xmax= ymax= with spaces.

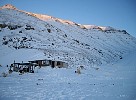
xmin=51 ymin=61 xmax=55 ymax=68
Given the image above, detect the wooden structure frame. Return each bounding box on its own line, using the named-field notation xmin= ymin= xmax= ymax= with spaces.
xmin=13 ymin=62 xmax=35 ymax=73
xmin=11 ymin=59 xmax=68 ymax=73
xmin=28 ymin=59 xmax=68 ymax=68
xmin=28 ymin=59 xmax=51 ymax=67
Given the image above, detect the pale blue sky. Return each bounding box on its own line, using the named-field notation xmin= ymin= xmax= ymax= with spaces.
xmin=0 ymin=0 xmax=136 ymax=37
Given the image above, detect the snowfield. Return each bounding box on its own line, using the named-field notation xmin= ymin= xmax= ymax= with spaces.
xmin=0 ymin=50 xmax=136 ymax=100
xmin=0 ymin=4 xmax=136 ymax=100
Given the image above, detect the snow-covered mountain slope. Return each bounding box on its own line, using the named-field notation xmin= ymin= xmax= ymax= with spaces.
xmin=0 ymin=4 xmax=136 ymax=68
xmin=0 ymin=4 xmax=136 ymax=100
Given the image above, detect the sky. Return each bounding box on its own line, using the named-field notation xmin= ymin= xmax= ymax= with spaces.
xmin=0 ymin=0 xmax=136 ymax=37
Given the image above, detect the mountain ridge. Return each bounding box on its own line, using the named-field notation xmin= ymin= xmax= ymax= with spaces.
xmin=0 ymin=4 xmax=125 ymax=32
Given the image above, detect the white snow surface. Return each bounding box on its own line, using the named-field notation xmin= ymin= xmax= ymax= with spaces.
xmin=0 ymin=50 xmax=136 ymax=100
xmin=0 ymin=4 xmax=136 ymax=100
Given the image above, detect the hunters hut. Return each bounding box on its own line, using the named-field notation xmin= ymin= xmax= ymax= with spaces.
xmin=52 ymin=60 xmax=68 ymax=68
xmin=11 ymin=59 xmax=68 ymax=73
xmin=12 ymin=62 xmax=35 ymax=73
xmin=28 ymin=59 xmax=51 ymax=67
xmin=28 ymin=59 xmax=68 ymax=68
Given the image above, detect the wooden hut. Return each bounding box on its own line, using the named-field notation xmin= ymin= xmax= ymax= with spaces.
xmin=11 ymin=59 xmax=68 ymax=73
xmin=51 ymin=60 xmax=68 ymax=68
xmin=28 ymin=59 xmax=51 ymax=67
xmin=29 ymin=59 xmax=68 ymax=68
xmin=13 ymin=62 xmax=35 ymax=73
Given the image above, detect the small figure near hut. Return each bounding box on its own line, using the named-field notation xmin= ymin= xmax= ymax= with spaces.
xmin=75 ymin=67 xmax=81 ymax=74
xmin=8 ymin=64 xmax=13 ymax=74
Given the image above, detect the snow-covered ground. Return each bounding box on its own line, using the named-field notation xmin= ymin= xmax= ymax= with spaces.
xmin=0 ymin=4 xmax=136 ymax=100
xmin=0 ymin=50 xmax=136 ymax=100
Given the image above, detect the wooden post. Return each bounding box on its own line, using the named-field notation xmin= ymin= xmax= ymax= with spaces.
xmin=31 ymin=65 xmax=33 ymax=71
xmin=14 ymin=60 xmax=15 ymax=64
xmin=18 ymin=64 xmax=19 ymax=72
xmin=13 ymin=60 xmax=15 ymax=70
xmin=51 ymin=61 xmax=55 ymax=68
xmin=29 ymin=65 xmax=30 ymax=73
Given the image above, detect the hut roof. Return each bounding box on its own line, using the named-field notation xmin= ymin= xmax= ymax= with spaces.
xmin=14 ymin=63 xmax=31 ymax=65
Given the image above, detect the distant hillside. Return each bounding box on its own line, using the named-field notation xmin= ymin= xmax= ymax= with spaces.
xmin=0 ymin=4 xmax=136 ymax=68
